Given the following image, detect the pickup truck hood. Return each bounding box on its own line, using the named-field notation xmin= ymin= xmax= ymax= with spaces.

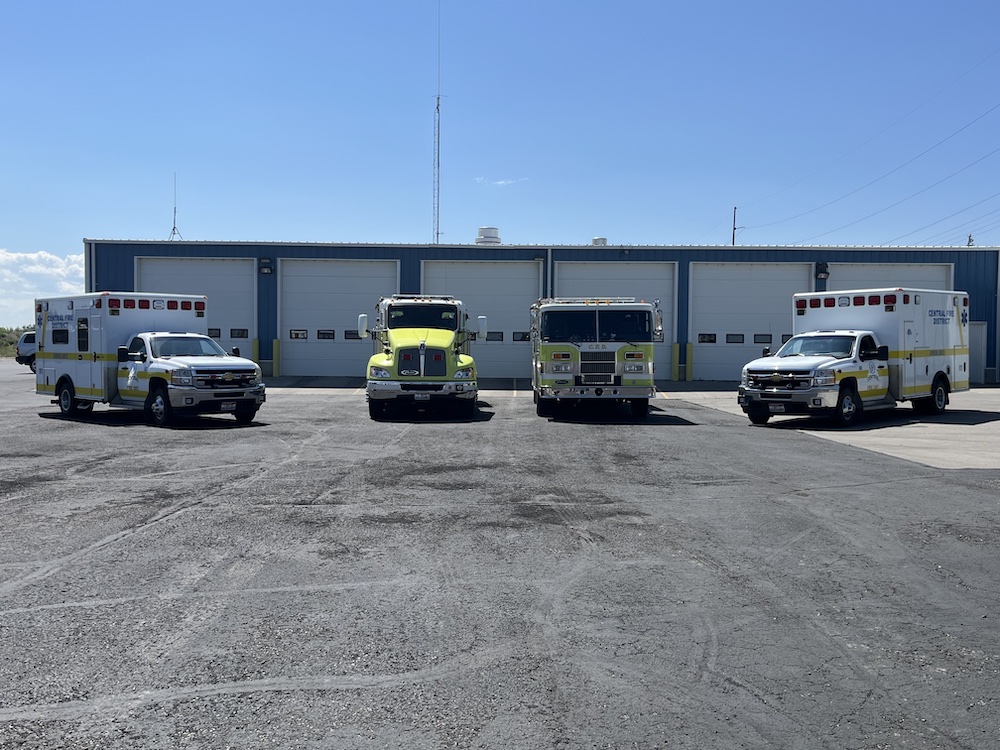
xmin=155 ymin=355 xmax=259 ymax=370
xmin=387 ymin=328 xmax=457 ymax=350
xmin=744 ymin=354 xmax=848 ymax=372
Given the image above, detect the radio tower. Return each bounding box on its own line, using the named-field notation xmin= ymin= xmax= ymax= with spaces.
xmin=168 ymin=173 xmax=183 ymax=240
xmin=432 ymin=2 xmax=441 ymax=244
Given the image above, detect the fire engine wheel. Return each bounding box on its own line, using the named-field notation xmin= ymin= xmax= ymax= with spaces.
xmin=368 ymin=400 xmax=387 ymax=420
xmin=459 ymin=399 xmax=477 ymax=420
xmin=536 ymin=398 xmax=556 ymax=418
xmin=834 ymin=384 xmax=862 ymax=427
xmin=629 ymin=398 xmax=649 ymax=420
xmin=147 ymin=387 xmax=173 ymax=427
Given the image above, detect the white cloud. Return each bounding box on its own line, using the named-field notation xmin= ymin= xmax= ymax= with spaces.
xmin=0 ymin=249 xmax=85 ymax=328
xmin=475 ymin=177 xmax=529 ymax=187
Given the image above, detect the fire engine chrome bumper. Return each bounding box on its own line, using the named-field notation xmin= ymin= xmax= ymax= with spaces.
xmin=366 ymin=381 xmax=478 ymax=401
xmin=738 ymin=387 xmax=839 ymax=414
xmin=538 ymin=385 xmax=655 ymax=399
xmin=167 ymin=383 xmax=267 ymax=410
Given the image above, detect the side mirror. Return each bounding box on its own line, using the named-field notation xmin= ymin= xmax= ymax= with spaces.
xmin=762 ymin=346 xmax=771 ymax=357
xmin=117 ymin=346 xmax=129 ymax=363
xmin=477 ymin=315 xmax=488 ymax=340
xmin=358 ymin=313 xmax=369 ymax=338
xmin=231 ymin=347 xmax=241 ymax=357
xmin=876 ymin=345 xmax=889 ymax=361
xmin=653 ymin=309 xmax=664 ymax=342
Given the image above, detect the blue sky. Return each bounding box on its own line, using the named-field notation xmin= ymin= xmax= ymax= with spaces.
xmin=2 ymin=1 xmax=999 ymax=326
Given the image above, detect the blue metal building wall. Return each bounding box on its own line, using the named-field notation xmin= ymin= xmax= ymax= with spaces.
xmin=86 ymin=240 xmax=999 ymax=379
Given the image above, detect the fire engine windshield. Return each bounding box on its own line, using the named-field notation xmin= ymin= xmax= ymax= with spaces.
xmin=539 ymin=309 xmax=652 ymax=343
xmin=387 ymin=304 xmax=459 ymax=330
xmin=152 ymin=335 xmax=229 ymax=358
xmin=776 ymin=335 xmax=855 ymax=358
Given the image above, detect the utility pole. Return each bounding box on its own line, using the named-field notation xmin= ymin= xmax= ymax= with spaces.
xmin=732 ymin=206 xmax=737 ymax=246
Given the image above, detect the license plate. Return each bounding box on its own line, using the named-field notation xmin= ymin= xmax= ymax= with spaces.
xmin=414 ymin=393 xmax=431 ymax=401
xmin=768 ymin=403 xmax=785 ymax=413
xmin=221 ymin=401 xmax=237 ymax=411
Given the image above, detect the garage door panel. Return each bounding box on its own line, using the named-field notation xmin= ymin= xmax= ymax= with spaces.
xmin=690 ymin=263 xmax=812 ymax=381
xmin=280 ymin=259 xmax=398 ymax=377
xmin=555 ymin=261 xmax=676 ymax=381
xmin=136 ymin=258 xmax=256 ymax=356
xmin=423 ymin=261 xmax=542 ymax=380
xmin=826 ymin=263 xmax=951 ymax=291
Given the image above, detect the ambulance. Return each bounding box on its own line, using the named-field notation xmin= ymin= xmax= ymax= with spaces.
xmin=358 ymin=294 xmax=487 ymax=419
xmin=35 ymin=292 xmax=265 ymax=426
xmin=530 ymin=297 xmax=663 ymax=419
xmin=738 ymin=288 xmax=970 ymax=426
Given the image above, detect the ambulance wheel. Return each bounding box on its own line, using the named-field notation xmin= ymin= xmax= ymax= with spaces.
xmin=629 ymin=398 xmax=649 ymax=420
xmin=57 ymin=381 xmax=76 ymax=416
xmin=147 ymin=387 xmax=173 ymax=427
xmin=234 ymin=404 xmax=258 ymax=424
xmin=927 ymin=377 xmax=949 ymax=414
xmin=833 ymin=384 xmax=862 ymax=427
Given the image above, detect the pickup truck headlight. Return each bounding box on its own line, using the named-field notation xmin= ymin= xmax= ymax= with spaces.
xmin=369 ymin=367 xmax=392 ymax=379
xmin=740 ymin=368 xmax=748 ymax=387
xmin=624 ymin=363 xmax=645 ymax=373
xmin=813 ymin=369 xmax=836 ymax=386
xmin=454 ymin=368 xmax=474 ymax=379
xmin=549 ymin=363 xmax=573 ymax=373
xmin=171 ymin=368 xmax=194 ymax=386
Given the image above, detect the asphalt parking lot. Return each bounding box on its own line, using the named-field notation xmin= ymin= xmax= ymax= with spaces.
xmin=2 ymin=359 xmax=999 ymax=749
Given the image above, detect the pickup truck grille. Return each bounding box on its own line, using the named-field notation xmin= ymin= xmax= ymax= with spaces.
xmin=193 ymin=369 xmax=258 ymax=389
xmin=745 ymin=371 xmax=812 ymax=390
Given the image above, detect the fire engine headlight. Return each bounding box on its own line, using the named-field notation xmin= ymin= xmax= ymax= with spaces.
xmin=624 ymin=363 xmax=645 ymax=373
xmin=813 ymin=369 xmax=836 ymax=386
xmin=369 ymin=367 xmax=392 ymax=379
xmin=454 ymin=368 xmax=474 ymax=379
xmin=550 ymin=363 xmax=573 ymax=373
xmin=171 ymin=368 xmax=194 ymax=386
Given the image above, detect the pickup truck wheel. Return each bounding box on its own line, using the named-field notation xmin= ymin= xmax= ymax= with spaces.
xmin=57 ymin=381 xmax=76 ymax=416
xmin=234 ymin=404 xmax=258 ymax=424
xmin=29 ymin=357 xmax=36 ymax=373
xmin=834 ymin=385 xmax=862 ymax=427
xmin=147 ymin=387 xmax=173 ymax=427
xmin=748 ymin=411 xmax=771 ymax=425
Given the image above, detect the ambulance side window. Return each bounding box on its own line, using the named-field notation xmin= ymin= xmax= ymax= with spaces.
xmin=77 ymin=318 xmax=89 ymax=352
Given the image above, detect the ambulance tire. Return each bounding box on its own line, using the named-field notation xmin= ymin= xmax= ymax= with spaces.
xmin=234 ymin=404 xmax=258 ymax=424
xmin=629 ymin=398 xmax=649 ymax=420
xmin=833 ymin=384 xmax=862 ymax=427
xmin=147 ymin=387 xmax=173 ymax=427
xmin=915 ymin=377 xmax=949 ymax=415
xmin=57 ymin=381 xmax=77 ymax=416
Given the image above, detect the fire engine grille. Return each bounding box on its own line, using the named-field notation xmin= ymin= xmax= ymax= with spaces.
xmin=397 ymin=348 xmax=447 ymax=377
xmin=579 ymin=351 xmax=617 ymax=384
xmin=193 ymin=369 xmax=258 ymax=389
xmin=745 ymin=370 xmax=813 ymax=390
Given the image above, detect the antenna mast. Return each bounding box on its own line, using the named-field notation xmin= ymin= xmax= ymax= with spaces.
xmin=168 ymin=173 xmax=183 ymax=240
xmin=432 ymin=1 xmax=441 ymax=244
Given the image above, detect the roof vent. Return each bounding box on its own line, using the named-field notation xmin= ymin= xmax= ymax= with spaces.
xmin=475 ymin=226 xmax=501 ymax=245
xmin=592 ymin=237 xmax=608 ymax=246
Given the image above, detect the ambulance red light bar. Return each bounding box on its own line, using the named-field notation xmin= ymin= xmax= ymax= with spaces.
xmin=108 ymin=298 xmax=121 ymax=308
xmin=853 ymin=296 xmax=865 ymax=305
xmin=823 ymin=298 xmax=835 ymax=307
xmin=194 ymin=301 xmax=206 ymax=311
xmin=884 ymin=294 xmax=897 ymax=304
xmin=795 ymin=299 xmax=807 ymax=309
xmin=868 ymin=295 xmax=880 ymax=305
xmin=964 ymin=297 xmax=969 ymax=307
xmin=167 ymin=300 xmax=178 ymax=310
xmin=138 ymin=299 xmax=150 ymax=309
xmin=809 ymin=299 xmax=821 ymax=308
xmin=181 ymin=301 xmax=192 ymax=310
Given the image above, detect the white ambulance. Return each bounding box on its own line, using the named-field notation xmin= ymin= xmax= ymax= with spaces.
xmin=738 ymin=288 xmax=970 ymax=426
xmin=35 ymin=292 xmax=266 ymax=426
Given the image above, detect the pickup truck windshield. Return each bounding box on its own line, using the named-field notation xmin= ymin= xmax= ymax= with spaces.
xmin=387 ymin=304 xmax=459 ymax=330
xmin=776 ymin=335 xmax=855 ymax=358
xmin=151 ymin=336 xmax=229 ymax=358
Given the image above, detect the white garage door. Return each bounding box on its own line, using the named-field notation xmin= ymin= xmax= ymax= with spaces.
xmin=554 ymin=261 xmax=676 ymax=380
xmin=136 ymin=257 xmax=256 ymax=356
xmin=422 ymin=260 xmax=543 ymax=380
xmin=689 ymin=262 xmax=814 ymax=381
xmin=279 ymin=259 xmax=398 ymax=377
xmin=826 ymin=263 xmax=952 ymax=291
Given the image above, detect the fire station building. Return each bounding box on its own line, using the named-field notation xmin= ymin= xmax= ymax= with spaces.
xmin=84 ymin=235 xmax=1000 ymax=384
